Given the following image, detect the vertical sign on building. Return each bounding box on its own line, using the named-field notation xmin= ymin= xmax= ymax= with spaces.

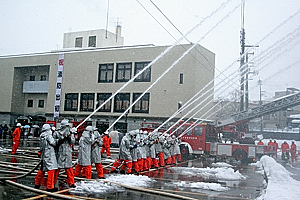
xmin=54 ymin=53 xmax=64 ymax=119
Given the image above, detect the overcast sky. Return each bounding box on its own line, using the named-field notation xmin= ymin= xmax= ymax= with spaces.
xmin=1 ymin=0 xmax=300 ymax=101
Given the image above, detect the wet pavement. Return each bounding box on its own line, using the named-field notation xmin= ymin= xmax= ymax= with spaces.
xmin=0 ymin=139 xmax=290 ymax=200
xmin=0 ymin=157 xmax=264 ymax=199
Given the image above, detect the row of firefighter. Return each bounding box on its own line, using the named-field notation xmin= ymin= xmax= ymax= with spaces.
xmin=35 ymin=119 xmax=181 ymax=191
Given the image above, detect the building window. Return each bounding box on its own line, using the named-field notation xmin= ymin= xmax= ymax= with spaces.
xmin=27 ymin=99 xmax=33 ymax=107
xmin=80 ymin=93 xmax=94 ymax=112
xmin=134 ymin=62 xmax=151 ymax=82
xmin=98 ymin=64 xmax=114 ymax=83
xmin=132 ymin=93 xmax=150 ymax=113
xmin=97 ymin=93 xmax=112 ymax=112
xmin=38 ymin=100 xmax=44 ymax=108
xmin=75 ymin=37 xmax=83 ymax=48
xmin=88 ymin=36 xmax=96 ymax=47
xmin=179 ymin=73 xmax=183 ymax=84
xmin=116 ymin=63 xmax=132 ymax=82
xmin=30 ymin=76 xmax=35 ymax=81
xmin=64 ymin=93 xmax=78 ymax=111
xmin=114 ymin=93 xmax=130 ymax=113
xmin=40 ymin=75 xmax=46 ymax=81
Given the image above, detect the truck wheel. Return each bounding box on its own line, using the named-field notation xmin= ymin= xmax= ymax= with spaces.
xmin=180 ymin=145 xmax=189 ymax=160
xmin=233 ymin=149 xmax=247 ymax=162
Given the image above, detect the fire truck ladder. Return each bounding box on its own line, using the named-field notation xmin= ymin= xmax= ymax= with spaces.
xmin=217 ymin=92 xmax=300 ymax=127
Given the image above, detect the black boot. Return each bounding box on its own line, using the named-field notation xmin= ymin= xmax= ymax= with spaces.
xmin=47 ymin=187 xmax=58 ymax=192
xmin=34 ymin=185 xmax=40 ymax=189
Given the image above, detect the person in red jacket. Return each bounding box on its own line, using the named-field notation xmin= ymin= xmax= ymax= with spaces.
xmin=267 ymin=139 xmax=274 ymax=146
xmin=290 ymin=141 xmax=297 ymax=162
xmin=281 ymin=141 xmax=290 ymax=160
xmin=267 ymin=139 xmax=274 ymax=157
xmin=12 ymin=123 xmax=22 ymax=154
xmin=272 ymin=140 xmax=279 ymax=158
xmin=101 ymin=131 xmax=112 ymax=159
xmin=257 ymin=140 xmax=264 ymax=145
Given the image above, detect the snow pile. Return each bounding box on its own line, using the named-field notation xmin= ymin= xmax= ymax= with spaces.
xmin=165 ymin=181 xmax=229 ymax=191
xmin=73 ymin=180 xmax=123 ymax=194
xmin=256 ymin=156 xmax=300 ymax=200
xmin=170 ymin=166 xmax=246 ymax=181
xmin=106 ymin=174 xmax=155 ymax=187
xmin=72 ymin=174 xmax=155 ymax=194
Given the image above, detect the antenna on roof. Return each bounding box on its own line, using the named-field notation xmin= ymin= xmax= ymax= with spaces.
xmin=116 ymin=18 xmax=120 ymax=42
xmin=105 ymin=0 xmax=110 ymax=39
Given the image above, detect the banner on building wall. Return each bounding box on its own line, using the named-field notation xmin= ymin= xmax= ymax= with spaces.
xmin=54 ymin=53 xmax=64 ymax=119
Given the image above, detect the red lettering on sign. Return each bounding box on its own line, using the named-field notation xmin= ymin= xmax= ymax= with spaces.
xmin=59 ymin=59 xmax=64 ymax=66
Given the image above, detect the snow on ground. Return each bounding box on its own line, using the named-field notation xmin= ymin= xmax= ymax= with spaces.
xmin=211 ymin=162 xmax=232 ymax=168
xmin=165 ymin=163 xmax=244 ymax=192
xmin=170 ymin=166 xmax=246 ymax=181
xmin=72 ymin=166 xmax=240 ymax=195
xmin=165 ymin=181 xmax=229 ymax=192
xmin=106 ymin=174 xmax=154 ymax=187
xmin=254 ymin=155 xmax=300 ymax=200
xmin=72 ymin=174 xmax=155 ymax=194
xmin=73 ymin=180 xmax=123 ymax=194
xmin=0 ymin=147 xmax=9 ymax=154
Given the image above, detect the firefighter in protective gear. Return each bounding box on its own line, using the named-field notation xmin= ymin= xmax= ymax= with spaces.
xmin=163 ymin=134 xmax=172 ymax=165
xmin=290 ymin=141 xmax=297 ymax=162
xmin=53 ymin=119 xmax=75 ymax=188
xmin=110 ymin=131 xmax=136 ymax=174
xmin=101 ymin=131 xmax=112 ymax=159
xmin=149 ymin=131 xmax=159 ymax=168
xmin=155 ymin=132 xmax=165 ymax=167
xmin=91 ymin=127 xmax=104 ymax=179
xmin=257 ymin=140 xmax=264 ymax=145
xmin=34 ymin=124 xmax=59 ymax=192
xmin=267 ymin=139 xmax=274 ymax=146
xmin=74 ymin=126 xmax=93 ymax=179
xmin=272 ymin=139 xmax=279 ymax=158
xmin=143 ymin=131 xmax=152 ymax=170
xmin=136 ymin=130 xmax=146 ymax=172
xmin=12 ymin=123 xmax=22 ymax=154
xmin=281 ymin=141 xmax=290 ymax=160
xmin=130 ymin=130 xmax=139 ymax=173
xmin=267 ymin=139 xmax=275 ymax=157
xmin=171 ymin=135 xmax=182 ymax=163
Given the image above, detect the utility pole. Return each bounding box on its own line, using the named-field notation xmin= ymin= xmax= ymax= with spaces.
xmin=239 ymin=0 xmax=246 ymax=112
xmin=258 ymin=79 xmax=263 ymax=134
xmin=239 ymin=1 xmax=258 ymax=112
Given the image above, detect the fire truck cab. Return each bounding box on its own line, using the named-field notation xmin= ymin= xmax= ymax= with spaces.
xmin=170 ymin=122 xmax=217 ymax=158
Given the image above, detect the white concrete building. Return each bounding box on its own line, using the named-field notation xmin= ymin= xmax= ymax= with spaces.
xmin=0 ymin=29 xmax=215 ymax=132
xmin=63 ymin=26 xmax=124 ymax=49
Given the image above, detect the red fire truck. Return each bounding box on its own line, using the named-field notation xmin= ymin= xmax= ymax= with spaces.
xmin=170 ymin=121 xmax=273 ymax=162
xmin=169 ymin=92 xmax=300 ymax=162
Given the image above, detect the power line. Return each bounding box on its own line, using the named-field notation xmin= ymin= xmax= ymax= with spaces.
xmin=139 ymin=0 xmax=237 ymax=92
